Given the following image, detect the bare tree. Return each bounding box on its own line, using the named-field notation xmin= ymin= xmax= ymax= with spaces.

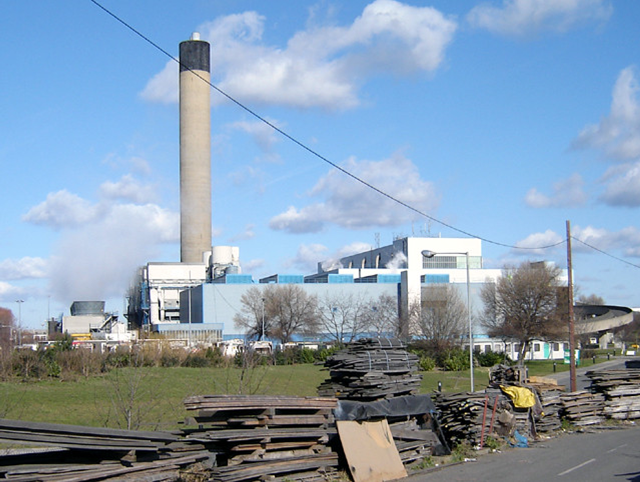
xmin=414 ymin=284 xmax=467 ymax=351
xmin=365 ymin=294 xmax=400 ymax=338
xmin=234 ymin=285 xmax=319 ymax=344
xmin=267 ymin=285 xmax=319 ymax=344
xmin=0 ymin=307 xmax=15 ymax=351
xmin=234 ymin=287 xmax=271 ymax=340
xmin=480 ymin=261 xmax=564 ymax=364
xmin=576 ymin=293 xmax=605 ymax=305
xmin=318 ymin=292 xmax=370 ymax=345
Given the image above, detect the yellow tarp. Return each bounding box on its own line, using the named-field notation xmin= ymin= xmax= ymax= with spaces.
xmin=500 ymin=385 xmax=536 ymax=408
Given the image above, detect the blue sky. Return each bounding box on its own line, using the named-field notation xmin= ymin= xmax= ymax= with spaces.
xmin=2 ymin=0 xmax=640 ymax=328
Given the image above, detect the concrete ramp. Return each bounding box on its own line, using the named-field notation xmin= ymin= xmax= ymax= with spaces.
xmin=575 ymin=304 xmax=634 ymax=334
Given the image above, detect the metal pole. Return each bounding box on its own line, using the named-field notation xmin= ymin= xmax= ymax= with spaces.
xmin=261 ymin=297 xmax=265 ymax=341
xmin=15 ymin=299 xmax=24 ymax=346
xmin=566 ymin=220 xmax=577 ymax=392
xmin=466 ymin=252 xmax=474 ymax=392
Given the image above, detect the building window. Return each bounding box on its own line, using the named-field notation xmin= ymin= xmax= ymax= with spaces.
xmin=422 ymin=255 xmax=482 ymax=269
xmin=553 ymin=343 xmax=560 ymax=351
xmin=534 ymin=343 xmax=541 ymax=352
xmin=484 ymin=344 xmax=491 ymax=353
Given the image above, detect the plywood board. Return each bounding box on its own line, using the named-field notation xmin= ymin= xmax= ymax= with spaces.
xmin=337 ymin=420 xmax=407 ymax=482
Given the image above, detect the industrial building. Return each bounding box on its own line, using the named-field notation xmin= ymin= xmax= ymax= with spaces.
xmin=123 ymin=33 xmax=573 ymax=348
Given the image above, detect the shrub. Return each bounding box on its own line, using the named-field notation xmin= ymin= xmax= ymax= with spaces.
xmin=476 ymin=349 xmax=508 ymax=367
xmin=438 ymin=348 xmax=470 ymax=371
xmin=419 ymin=356 xmax=436 ymax=371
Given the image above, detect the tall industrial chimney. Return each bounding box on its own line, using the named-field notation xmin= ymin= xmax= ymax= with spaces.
xmin=179 ymin=33 xmax=212 ymax=263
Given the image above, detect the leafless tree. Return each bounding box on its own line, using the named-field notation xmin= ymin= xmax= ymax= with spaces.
xmin=414 ymin=284 xmax=467 ymax=351
xmin=318 ymin=292 xmax=371 ymax=345
xmin=480 ymin=261 xmax=564 ymax=364
xmin=234 ymin=285 xmax=319 ymax=344
xmin=234 ymin=287 xmax=272 ymax=340
xmin=0 ymin=307 xmax=15 ymax=351
xmin=576 ymin=293 xmax=605 ymax=306
xmin=365 ymin=293 xmax=400 ymax=338
xmin=267 ymin=285 xmax=319 ymax=344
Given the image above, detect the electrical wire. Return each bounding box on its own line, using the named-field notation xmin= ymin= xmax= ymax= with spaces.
xmin=571 ymin=236 xmax=640 ymax=270
xmin=88 ymin=0 xmax=568 ymax=252
xmin=88 ymin=0 xmax=640 ymax=276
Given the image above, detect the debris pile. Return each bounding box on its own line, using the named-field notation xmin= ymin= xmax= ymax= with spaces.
xmin=559 ymin=390 xmax=606 ymax=426
xmin=334 ymin=394 xmax=449 ymax=464
xmin=317 ymin=338 xmax=422 ymax=401
xmin=586 ymin=368 xmax=640 ymax=420
xmin=182 ymin=395 xmax=340 ymax=482
xmin=432 ymin=390 xmax=514 ymax=447
xmin=0 ymin=419 xmax=210 ymax=481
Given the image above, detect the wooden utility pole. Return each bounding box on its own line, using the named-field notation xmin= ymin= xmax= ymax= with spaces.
xmin=566 ymin=220 xmax=577 ymax=392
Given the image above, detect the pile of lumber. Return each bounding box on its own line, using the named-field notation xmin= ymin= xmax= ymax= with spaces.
xmin=432 ymin=390 xmax=513 ymax=447
xmin=318 ymin=338 xmax=422 ymax=401
xmin=525 ymin=377 xmax=565 ymax=433
xmin=586 ymin=368 xmax=640 ymax=420
xmin=335 ymin=394 xmax=448 ymax=463
xmin=0 ymin=419 xmax=210 ymax=481
xmin=559 ymin=390 xmax=606 ymax=426
xmin=182 ymin=395 xmax=340 ymax=482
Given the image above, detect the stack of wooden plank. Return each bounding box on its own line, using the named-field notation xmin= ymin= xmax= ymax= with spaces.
xmin=318 ymin=338 xmax=422 ymax=401
xmin=432 ymin=390 xmax=513 ymax=447
xmin=525 ymin=377 xmax=565 ymax=433
xmin=559 ymin=390 xmax=605 ymax=425
xmin=586 ymin=368 xmax=640 ymax=420
xmin=182 ymin=395 xmax=340 ymax=482
xmin=0 ymin=419 xmax=211 ymax=481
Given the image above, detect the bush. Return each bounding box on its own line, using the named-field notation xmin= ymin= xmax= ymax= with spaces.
xmin=476 ymin=349 xmax=508 ymax=367
xmin=438 ymin=348 xmax=470 ymax=371
xmin=419 ymin=356 xmax=436 ymax=371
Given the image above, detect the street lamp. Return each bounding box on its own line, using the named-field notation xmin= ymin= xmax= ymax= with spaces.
xmin=15 ymin=299 xmax=24 ymax=347
xmin=260 ymin=298 xmax=266 ymax=341
xmin=421 ymin=250 xmax=474 ymax=392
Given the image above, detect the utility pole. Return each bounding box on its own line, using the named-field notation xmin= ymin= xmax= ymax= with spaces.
xmin=566 ymin=221 xmax=577 ymax=392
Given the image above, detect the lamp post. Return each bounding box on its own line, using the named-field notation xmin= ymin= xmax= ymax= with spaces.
xmin=261 ymin=298 xmax=266 ymax=341
xmin=15 ymin=299 xmax=24 ymax=347
xmin=421 ymin=250 xmax=474 ymax=392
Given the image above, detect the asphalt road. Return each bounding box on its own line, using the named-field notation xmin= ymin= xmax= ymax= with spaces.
xmin=545 ymin=355 xmax=634 ymax=390
xmin=405 ymin=425 xmax=640 ymax=482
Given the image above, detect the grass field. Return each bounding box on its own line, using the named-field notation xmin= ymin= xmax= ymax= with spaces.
xmin=0 ymin=356 xmax=614 ymax=429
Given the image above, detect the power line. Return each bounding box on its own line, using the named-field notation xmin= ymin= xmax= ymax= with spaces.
xmin=571 ymin=236 xmax=640 ymax=270
xmin=87 ymin=0 xmax=563 ymax=253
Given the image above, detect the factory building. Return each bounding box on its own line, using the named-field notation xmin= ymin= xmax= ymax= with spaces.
xmin=124 ymin=34 xmax=568 ymax=347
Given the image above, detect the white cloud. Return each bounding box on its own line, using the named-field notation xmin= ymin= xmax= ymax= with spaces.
xmin=229 ymin=119 xmax=282 ymax=162
xmin=141 ymin=1 xmax=456 ymax=109
xmin=574 ymin=66 xmax=640 ymax=160
xmin=229 ymin=224 xmax=256 ymax=242
xmin=0 ymin=281 xmax=22 ymax=299
xmin=22 ymin=190 xmax=99 ymax=228
xmin=269 ymin=154 xmax=439 ymax=234
xmin=285 ymin=243 xmax=329 ymax=272
xmin=598 ymin=161 xmax=640 ymax=207
xmin=48 ymin=202 xmax=179 ymax=301
xmin=515 ymin=225 xmax=640 ymax=259
xmin=513 ymin=229 xmax=564 ymax=255
xmin=572 ymin=225 xmax=640 ymax=257
xmin=467 ymin=0 xmax=612 ymax=37
xmin=241 ymin=258 xmax=265 ymax=273
xmin=0 ymin=257 xmax=48 ymax=280
xmin=100 ymin=175 xmax=157 ymax=204
xmin=525 ymin=173 xmax=587 ymax=208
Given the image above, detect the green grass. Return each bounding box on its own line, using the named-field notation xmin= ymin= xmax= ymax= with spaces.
xmin=0 ymin=355 xmax=613 ymax=428
xmin=1 ymin=364 xmax=328 ymax=429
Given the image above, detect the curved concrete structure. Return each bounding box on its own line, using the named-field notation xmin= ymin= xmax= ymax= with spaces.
xmin=574 ymin=304 xmax=634 ymax=334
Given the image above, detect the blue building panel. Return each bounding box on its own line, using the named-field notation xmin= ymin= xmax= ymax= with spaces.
xmin=422 ymin=274 xmax=450 ymax=284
